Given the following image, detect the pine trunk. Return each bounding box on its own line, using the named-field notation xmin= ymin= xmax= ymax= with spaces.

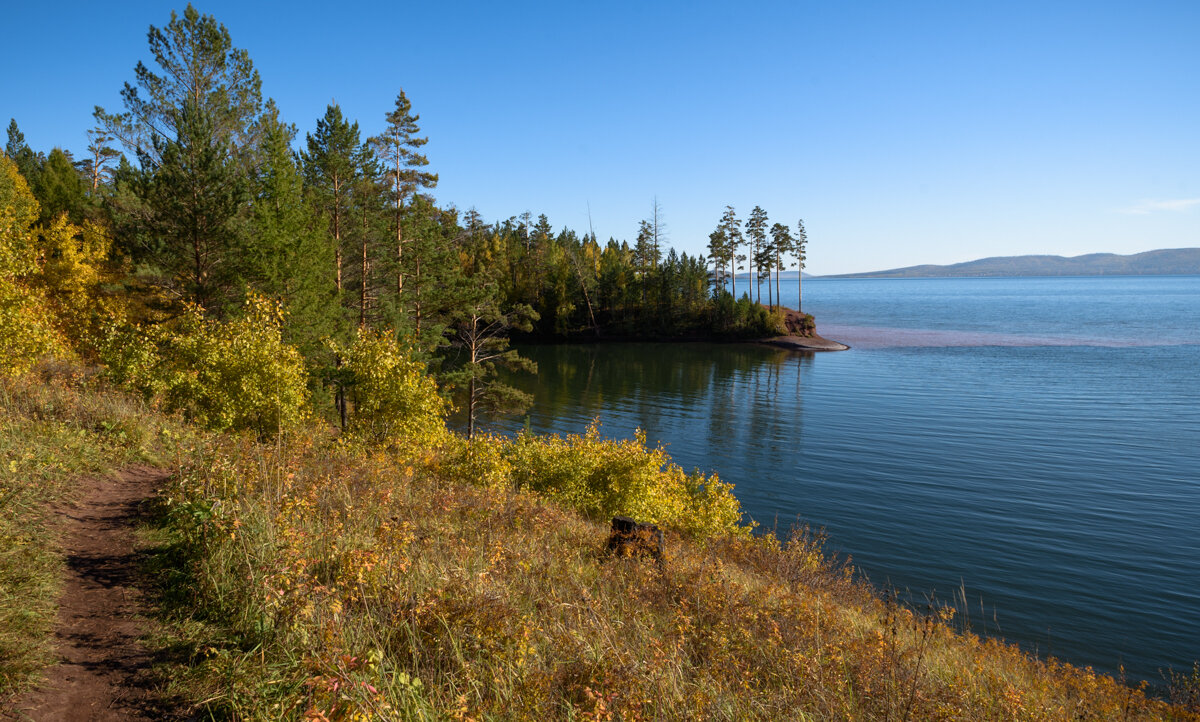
xmin=775 ymin=251 xmax=781 ymax=311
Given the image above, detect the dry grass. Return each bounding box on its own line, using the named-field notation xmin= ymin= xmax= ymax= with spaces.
xmin=2 ymin=368 xmax=1196 ymax=719
xmin=150 ymin=429 xmax=1198 ymax=720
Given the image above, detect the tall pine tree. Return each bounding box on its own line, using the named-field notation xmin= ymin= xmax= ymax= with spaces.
xmin=370 ymin=90 xmax=437 ymax=311
xmin=245 ymin=106 xmax=337 ymax=357
xmin=769 ymin=222 xmax=794 ymax=310
xmin=146 ymin=99 xmax=246 ymax=311
xmin=746 ymin=205 xmax=768 ymax=304
xmin=93 ymin=4 xmax=264 ymax=310
xmin=93 ymin=4 xmax=263 ymax=166
xmin=301 ymin=103 xmax=368 ymax=325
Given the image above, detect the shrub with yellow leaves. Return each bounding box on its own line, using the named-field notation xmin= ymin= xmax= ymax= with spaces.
xmin=34 ymin=214 xmax=123 ymax=345
xmin=0 ymin=156 xmax=71 ymax=376
xmin=0 ymin=277 xmax=71 ymax=377
xmin=505 ymin=423 xmax=747 ymax=538
xmin=437 ymin=432 xmax=514 ymax=490
xmin=333 ymin=328 xmax=447 ymax=448
xmin=98 ymin=295 xmax=310 ymax=435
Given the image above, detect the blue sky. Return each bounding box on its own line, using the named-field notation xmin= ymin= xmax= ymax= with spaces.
xmin=3 ymin=1 xmax=1197 ymax=274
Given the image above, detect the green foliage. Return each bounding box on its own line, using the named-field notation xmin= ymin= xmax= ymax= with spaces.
xmin=333 ymin=328 xmax=447 ymax=446
xmin=243 ymin=107 xmax=337 ymax=358
xmin=93 ymin=3 xmax=263 ymax=162
xmin=444 ymin=285 xmax=538 ymax=438
xmin=147 ymin=99 xmax=248 ymax=310
xmin=99 ymin=296 xmax=310 ymax=435
xmin=95 ymin=3 xmax=263 ymax=313
xmin=32 ymin=148 xmax=90 ymax=224
xmin=4 ymin=120 xmax=43 ymax=191
xmin=710 ymin=291 xmax=787 ymax=338
xmin=505 ymin=423 xmax=747 ymax=538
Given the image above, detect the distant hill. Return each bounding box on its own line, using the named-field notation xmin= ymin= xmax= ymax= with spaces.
xmin=823 ymin=248 xmax=1200 ymax=279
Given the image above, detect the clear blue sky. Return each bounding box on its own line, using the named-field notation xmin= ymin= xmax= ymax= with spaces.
xmin=3 ymin=1 xmax=1197 ymax=275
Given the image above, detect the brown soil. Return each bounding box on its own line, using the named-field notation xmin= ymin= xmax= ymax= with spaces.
xmin=780 ymin=307 xmax=815 ymax=336
xmin=4 ymin=467 xmax=175 ymax=721
xmin=761 ymin=307 xmax=850 ymax=351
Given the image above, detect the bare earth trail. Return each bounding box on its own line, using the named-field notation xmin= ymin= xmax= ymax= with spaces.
xmin=5 ymin=467 xmax=175 ymax=721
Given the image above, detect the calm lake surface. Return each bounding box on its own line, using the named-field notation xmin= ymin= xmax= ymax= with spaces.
xmin=487 ymin=276 xmax=1200 ymax=685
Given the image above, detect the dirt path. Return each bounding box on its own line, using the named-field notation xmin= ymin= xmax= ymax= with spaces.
xmin=5 ymin=467 xmax=173 ymax=721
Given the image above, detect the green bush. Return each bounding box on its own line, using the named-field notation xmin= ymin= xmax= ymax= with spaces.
xmin=709 ymin=291 xmax=787 ymax=338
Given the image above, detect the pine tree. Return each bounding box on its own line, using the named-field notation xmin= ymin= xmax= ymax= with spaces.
xmin=718 ymin=206 xmax=742 ymax=297
xmin=301 ymin=104 xmax=367 ymax=317
xmin=769 ymin=222 xmax=794 ymax=310
xmin=634 ymin=218 xmax=654 ymax=305
xmin=33 ymin=149 xmax=90 ymax=224
xmin=5 ymin=120 xmax=43 ymax=190
xmin=244 ymin=107 xmax=337 ymax=357
xmin=795 ymin=218 xmax=808 ymax=312
xmin=79 ymin=129 xmax=121 ymax=192
xmin=92 ymin=5 xmax=263 ymax=311
xmin=370 ymin=90 xmax=437 ymax=306
xmin=93 ymin=4 xmax=263 ymax=166
xmin=146 ymin=99 xmax=246 ymax=311
xmin=708 ymin=228 xmax=730 ymax=295
xmin=446 ymin=281 xmax=537 ymax=439
xmin=746 ymin=205 xmax=768 ymax=304
xmin=401 ymin=197 xmax=464 ymax=347
xmin=349 ymin=144 xmax=385 ymax=329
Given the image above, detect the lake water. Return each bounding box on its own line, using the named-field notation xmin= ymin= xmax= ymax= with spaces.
xmin=484 ymin=276 xmax=1200 ymax=686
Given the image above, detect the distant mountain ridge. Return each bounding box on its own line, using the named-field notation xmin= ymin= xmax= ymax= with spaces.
xmin=823 ymin=248 xmax=1200 ymax=279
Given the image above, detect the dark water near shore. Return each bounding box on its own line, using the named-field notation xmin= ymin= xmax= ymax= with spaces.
xmin=483 ymin=276 xmax=1200 ymax=685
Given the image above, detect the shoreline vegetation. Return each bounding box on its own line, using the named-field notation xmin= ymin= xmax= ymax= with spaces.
xmin=4 ymin=368 xmax=1200 ymax=719
xmin=0 ymin=4 xmax=1194 ymax=718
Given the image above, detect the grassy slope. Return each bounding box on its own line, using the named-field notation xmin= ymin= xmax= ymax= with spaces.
xmin=2 ymin=371 xmax=1198 ymax=720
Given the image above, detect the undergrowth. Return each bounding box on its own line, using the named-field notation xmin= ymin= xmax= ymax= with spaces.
xmin=149 ymin=428 xmax=1194 ymax=720
xmin=3 ymin=369 xmax=1197 ymax=719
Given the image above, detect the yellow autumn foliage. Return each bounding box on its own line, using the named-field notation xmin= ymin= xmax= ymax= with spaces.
xmin=98 ymin=296 xmax=310 ymax=435
xmin=34 ymin=214 xmax=122 ymax=344
xmin=334 ymin=328 xmax=448 ymax=449
xmin=0 ymin=278 xmax=71 ymax=376
xmin=0 ymin=156 xmax=71 ymax=376
xmin=0 ymin=155 xmax=39 ymax=279
xmin=496 ymin=423 xmax=747 ymax=538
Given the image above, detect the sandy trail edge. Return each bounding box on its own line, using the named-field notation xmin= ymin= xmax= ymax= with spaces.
xmin=4 ymin=466 xmax=173 ymax=722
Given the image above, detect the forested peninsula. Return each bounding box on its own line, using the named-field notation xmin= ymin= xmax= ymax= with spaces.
xmin=3 ymin=6 xmax=1194 ymax=720
xmin=3 ymin=0 xmax=815 ymax=436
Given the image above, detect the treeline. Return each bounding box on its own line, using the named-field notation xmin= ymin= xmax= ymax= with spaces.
xmin=2 ymin=4 xmax=810 ymax=432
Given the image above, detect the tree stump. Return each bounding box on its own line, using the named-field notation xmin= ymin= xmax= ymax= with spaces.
xmin=606 ymin=516 xmax=664 ymax=565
